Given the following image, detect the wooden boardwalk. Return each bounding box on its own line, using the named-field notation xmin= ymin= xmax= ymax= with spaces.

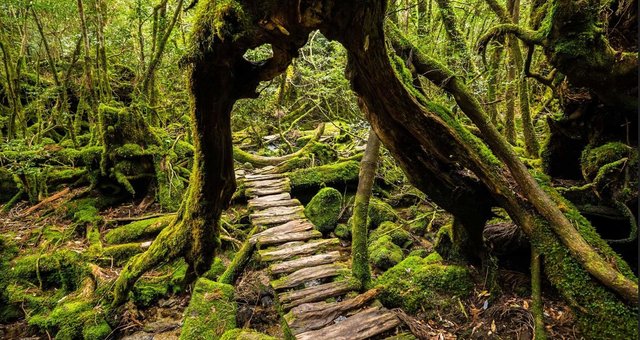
xmin=241 ymin=167 xmax=403 ymax=339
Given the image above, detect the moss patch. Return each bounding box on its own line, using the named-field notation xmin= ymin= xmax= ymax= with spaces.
xmin=334 ymin=223 xmax=351 ymax=240
xmin=375 ymin=256 xmax=472 ymax=315
xmin=180 ymin=278 xmax=237 ymax=340
xmin=367 ymin=198 xmax=398 ymax=229
xmin=220 ymin=328 xmax=278 ymax=340
xmin=104 ymin=215 xmax=173 ymax=244
xmin=370 ymin=221 xmax=412 ymax=248
xmin=288 ymin=160 xmax=359 ymax=190
xmin=368 ymin=235 xmax=403 ymax=270
xmin=304 ymin=187 xmax=342 ymax=232
xmin=11 ymin=250 xmax=87 ymax=291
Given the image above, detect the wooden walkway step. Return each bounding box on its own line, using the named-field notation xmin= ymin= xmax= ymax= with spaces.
xmin=271 ymin=263 xmax=345 ymax=290
xmin=295 ymin=306 xmax=401 ymax=340
xmin=240 ymin=166 xmax=407 ymax=339
xmin=258 ymin=238 xmax=339 ymax=262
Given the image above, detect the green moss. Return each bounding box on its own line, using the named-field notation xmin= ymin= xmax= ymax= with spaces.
xmin=203 ymin=257 xmax=227 ymax=281
xmin=370 ymin=221 xmax=412 ymax=248
xmin=367 ymin=198 xmax=398 ymax=229
xmin=101 ymin=243 xmax=144 ymax=266
xmin=375 ymin=256 xmax=472 ymax=315
xmin=82 ymin=318 xmax=112 ymax=340
xmin=66 ymin=198 xmax=102 ymax=225
xmin=104 ymin=215 xmax=173 ymax=244
xmin=304 ymin=187 xmax=342 ymax=232
xmin=220 ymin=328 xmax=278 ymax=340
xmin=131 ymin=280 xmax=169 ymax=308
xmin=334 ymin=223 xmax=351 ymax=240
xmin=11 ymin=250 xmax=87 ymax=291
xmin=0 ymin=236 xmax=20 ymax=322
xmin=28 ymin=298 xmax=109 ymax=340
xmin=424 ymin=252 xmax=443 ymax=264
xmin=407 ymin=249 xmax=428 ymax=258
xmin=180 ymin=278 xmax=237 ymax=340
xmin=288 ymin=160 xmax=359 ymax=190
xmin=581 ymin=142 xmax=633 ymax=181
xmin=368 ymin=235 xmax=404 ymax=270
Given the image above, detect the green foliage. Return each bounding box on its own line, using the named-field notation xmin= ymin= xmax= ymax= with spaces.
xmin=304 ymin=187 xmax=343 ymax=232
xmin=180 ymin=278 xmax=237 ymax=340
xmin=375 ymin=256 xmax=472 ymax=315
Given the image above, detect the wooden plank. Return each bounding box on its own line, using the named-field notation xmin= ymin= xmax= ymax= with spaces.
xmin=271 ymin=264 xmax=344 ymax=290
xmin=251 ymin=211 xmax=305 ymax=226
xmin=280 ymin=280 xmax=357 ymax=310
xmin=287 ymin=288 xmax=381 ymax=335
xmin=270 ymin=251 xmax=342 ymax=275
xmin=250 ymin=220 xmax=314 ymax=244
xmin=251 ymin=205 xmax=304 ymax=219
xmin=244 ymin=173 xmax=284 ymax=180
xmin=249 ymin=198 xmax=300 ymax=210
xmin=244 ymin=177 xmax=290 ymax=188
xmin=246 ymin=185 xmax=290 ymax=197
xmin=258 ymin=238 xmax=339 ymax=262
xmin=257 ymin=230 xmax=322 ymax=246
xmin=295 ymin=306 xmax=401 ymax=340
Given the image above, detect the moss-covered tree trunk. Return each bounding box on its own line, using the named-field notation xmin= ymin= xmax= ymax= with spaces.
xmin=351 ymin=127 xmax=381 ymax=288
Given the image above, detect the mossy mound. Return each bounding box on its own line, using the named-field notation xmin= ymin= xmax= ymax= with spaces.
xmin=368 ymin=235 xmax=404 ymax=270
xmin=11 ymin=250 xmax=88 ymax=291
xmin=367 ymin=198 xmax=398 ymax=229
xmin=370 ymin=221 xmax=412 ymax=248
xmin=180 ymin=278 xmax=237 ymax=340
xmin=288 ymin=160 xmax=359 ymax=190
xmin=104 ymin=215 xmax=173 ymax=244
xmin=334 ymin=223 xmax=351 ymax=240
xmin=203 ymin=257 xmax=227 ymax=281
xmin=101 ymin=243 xmax=145 ymax=266
xmin=220 ymin=328 xmax=278 ymax=340
xmin=304 ymin=187 xmax=342 ymax=233
xmin=375 ymin=256 xmax=472 ymax=314
xmin=28 ymin=299 xmax=111 ymax=340
xmin=580 ymin=142 xmax=634 ymax=181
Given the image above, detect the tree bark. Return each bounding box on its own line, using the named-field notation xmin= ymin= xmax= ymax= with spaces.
xmin=351 ymin=127 xmax=381 ymax=288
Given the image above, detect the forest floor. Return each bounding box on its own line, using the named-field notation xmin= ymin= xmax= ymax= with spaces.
xmin=0 ymin=180 xmax=583 ymax=339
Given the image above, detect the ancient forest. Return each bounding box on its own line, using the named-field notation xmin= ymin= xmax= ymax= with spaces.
xmin=0 ymin=0 xmax=637 ymax=339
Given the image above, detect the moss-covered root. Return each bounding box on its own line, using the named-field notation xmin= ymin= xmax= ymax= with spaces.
xmin=531 ymin=247 xmax=546 ymax=340
xmin=104 ymin=215 xmax=174 ymax=244
xmin=218 ymin=226 xmax=258 ymax=285
xmin=180 ymin=278 xmax=237 ymax=340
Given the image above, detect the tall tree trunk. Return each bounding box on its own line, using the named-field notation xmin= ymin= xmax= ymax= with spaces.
xmin=351 ymin=127 xmax=381 ymax=288
xmin=77 ymin=0 xmax=98 ymax=128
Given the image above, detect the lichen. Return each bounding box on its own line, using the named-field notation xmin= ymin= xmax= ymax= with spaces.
xmin=304 ymin=187 xmax=342 ymax=232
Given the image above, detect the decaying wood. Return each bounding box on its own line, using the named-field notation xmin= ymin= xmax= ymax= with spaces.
xmin=257 ymin=230 xmax=322 ymax=247
xmin=248 ymin=192 xmax=291 ymax=206
xmin=250 ymin=205 xmax=304 ymax=219
xmin=280 ymin=280 xmax=359 ymax=309
xmin=244 ymin=173 xmax=284 ymax=181
xmin=272 ymin=263 xmax=344 ymax=290
xmin=250 ymin=219 xmax=314 ymax=244
xmin=251 ymin=210 xmax=306 ymax=226
xmin=258 ymin=238 xmax=339 ymax=262
xmin=248 ymin=198 xmax=300 ymax=210
xmin=246 ymin=185 xmax=291 ymax=198
xmin=287 ymin=288 xmax=381 ymax=334
xmin=270 ymin=251 xmax=342 ymax=274
xmin=295 ymin=306 xmax=401 ymax=340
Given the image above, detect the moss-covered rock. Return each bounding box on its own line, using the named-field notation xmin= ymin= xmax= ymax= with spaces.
xmin=28 ymin=298 xmax=111 ymax=340
xmin=104 ymin=215 xmax=173 ymax=244
xmin=407 ymin=249 xmax=428 ymax=258
xmin=304 ymin=187 xmax=342 ymax=233
xmin=367 ymin=198 xmax=398 ymax=229
xmin=370 ymin=221 xmax=412 ymax=248
xmin=375 ymin=256 xmax=472 ymax=314
xmin=180 ymin=278 xmax=237 ymax=340
xmin=334 ymin=223 xmax=351 ymax=240
xmin=368 ymin=235 xmax=403 ymax=270
xmin=220 ymin=328 xmax=278 ymax=340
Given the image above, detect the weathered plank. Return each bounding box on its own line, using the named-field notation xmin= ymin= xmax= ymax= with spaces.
xmin=245 ymin=177 xmax=290 ymax=188
xmin=258 ymin=238 xmax=340 ymax=262
xmin=295 ymin=306 xmax=401 ymax=340
xmin=248 ymin=198 xmax=300 ymax=210
xmin=287 ymin=288 xmax=381 ymax=335
xmin=280 ymin=280 xmax=358 ymax=310
xmin=257 ymin=230 xmax=322 ymax=247
xmin=244 ymin=173 xmax=284 ymax=181
xmin=251 ymin=211 xmax=305 ymax=226
xmin=248 ymin=192 xmax=290 ymax=203
xmin=271 ymin=263 xmax=344 ymax=290
xmin=246 ymin=184 xmax=291 ymax=197
xmin=251 ymin=205 xmax=304 ymax=219
xmin=250 ymin=220 xmax=314 ymax=244
xmin=270 ymin=251 xmax=342 ymax=275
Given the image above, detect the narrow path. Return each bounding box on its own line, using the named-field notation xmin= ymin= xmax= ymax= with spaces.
xmin=240 ymin=166 xmax=403 ymax=339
